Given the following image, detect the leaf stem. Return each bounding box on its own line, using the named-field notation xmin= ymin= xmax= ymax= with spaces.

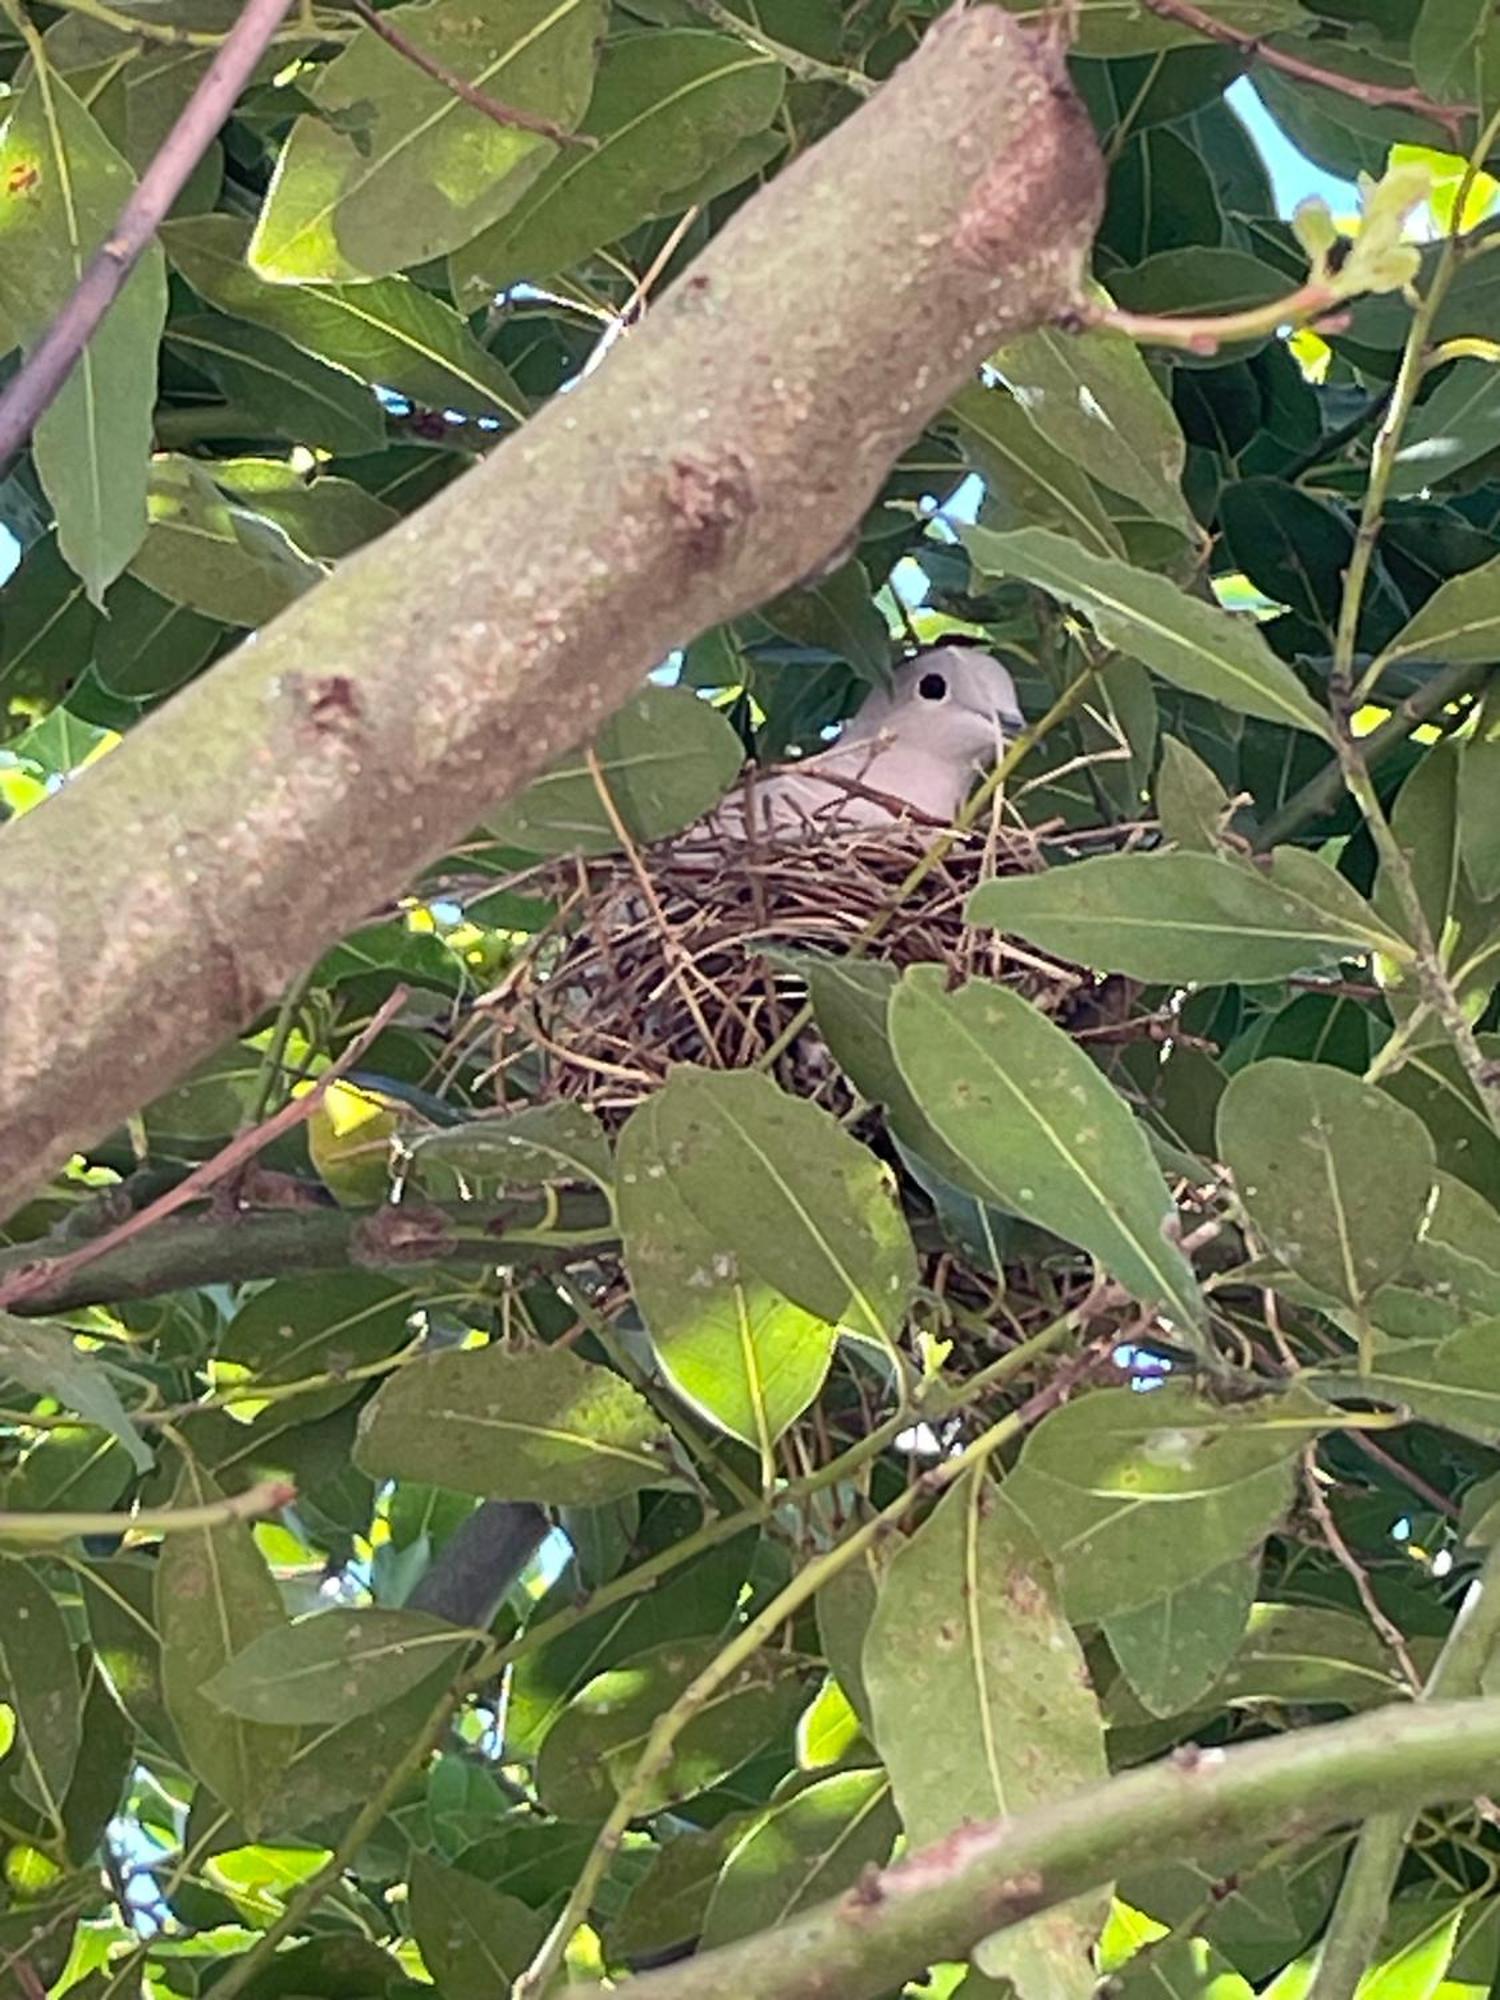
xmin=682 ymin=0 xmax=876 ymax=95
xmin=0 ymin=1476 xmax=293 ymax=1543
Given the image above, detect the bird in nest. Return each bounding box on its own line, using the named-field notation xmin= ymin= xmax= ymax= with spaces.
xmin=686 ymin=640 xmax=1026 ymax=843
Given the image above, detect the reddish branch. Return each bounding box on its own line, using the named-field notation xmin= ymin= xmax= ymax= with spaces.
xmin=347 ymin=0 xmax=597 ymax=149
xmin=0 ymin=0 xmax=297 ymax=468
xmin=1141 ymin=0 xmax=1463 ymax=148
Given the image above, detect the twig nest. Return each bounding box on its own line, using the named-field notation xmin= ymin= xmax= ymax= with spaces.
xmin=483 ymin=805 xmax=1089 ymax=1120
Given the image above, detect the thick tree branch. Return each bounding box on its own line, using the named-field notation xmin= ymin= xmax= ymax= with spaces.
xmin=621 ymin=1699 xmax=1500 ymax=2000
xmin=0 ymin=4 xmax=1104 ymax=1225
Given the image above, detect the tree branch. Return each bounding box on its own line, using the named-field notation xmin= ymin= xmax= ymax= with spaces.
xmin=619 ymin=1699 xmax=1500 ymax=2000
xmin=344 ymin=0 xmax=597 ymax=150
xmin=0 ymin=5 xmax=1105 ymax=1225
xmin=0 ymin=1190 xmax=615 ymax=1315
xmin=1139 ymin=0 xmax=1462 ymax=146
xmin=0 ymin=0 xmax=297 ymax=468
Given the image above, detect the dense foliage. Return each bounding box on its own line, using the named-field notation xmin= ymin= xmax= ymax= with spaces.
xmin=6 ymin=1 xmax=1500 ymax=1996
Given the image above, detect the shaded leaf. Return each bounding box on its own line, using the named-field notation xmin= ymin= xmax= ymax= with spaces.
xmin=408 ymin=1849 xmax=545 ymax=2000
xmin=966 ymin=527 xmax=1330 ymax=737
xmin=536 ymin=1636 xmax=805 ymax=1821
xmin=130 ymin=456 xmax=324 ymax=627
xmin=701 ymin=1768 xmax=899 ymax=1948
xmin=863 ymin=1472 xmax=1107 ymax=1998
xmin=411 ymin=1101 xmax=612 ymax=1189
xmin=1381 ymin=549 xmax=1500 ymax=668
xmin=204 ymin=1608 xmax=473 ymax=1725
xmin=0 ymin=1314 xmax=152 ymax=1472
xmin=610 ymin=1815 xmax=753 ymax=1962
xmin=488 ymin=683 xmax=744 ymax=854
xmin=79 ymin=1557 xmax=178 ymax=1755
xmin=251 ymin=0 xmax=605 ymax=282
xmin=1393 ymin=360 xmax=1500 ymax=496
xmin=155 ymin=1463 xmax=297 ymax=1834
xmin=1156 ymin=735 xmax=1234 ymax=853
xmin=4 ymin=1426 xmax=135 ymax=1518
xmin=888 ymin=968 xmax=1201 ymax=1328
xmin=969 ymin=850 xmax=1408 ymax=983
xmin=217 ymin=1271 xmax=415 ymax=1425
xmin=355 ymin=1340 xmax=671 ymax=1504
xmin=451 ymin=28 xmax=784 ymax=299
xmin=1218 ymin=1059 xmax=1436 ymax=1312
xmin=1104 ymin=1556 xmax=1259 ymax=1719
xmin=164 ymin=314 xmax=385 ymax=455
xmin=163 ymin=214 xmax=525 ymax=422
xmin=1002 ymin=1384 xmax=1312 ymax=1622
xmin=1314 ymin=1320 xmax=1500 ymax=1445
xmin=0 ymin=1559 xmax=82 ymax=1828
xmin=948 ymin=381 xmax=1124 ymax=559
xmin=62 ymin=1656 xmax=134 ymax=1866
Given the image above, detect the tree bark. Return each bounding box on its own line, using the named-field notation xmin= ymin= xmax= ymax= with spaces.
xmin=0 ymin=5 xmax=1103 ymax=1225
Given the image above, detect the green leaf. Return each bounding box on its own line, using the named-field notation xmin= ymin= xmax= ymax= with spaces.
xmin=0 ymin=70 xmax=165 ymax=602
xmin=760 ymin=561 xmax=891 ymax=683
xmin=0 ymin=1559 xmax=81 ymax=1828
xmin=1380 ymin=549 xmax=1500 ymax=668
xmin=1156 ymin=736 xmax=1233 ymax=853
xmin=968 ymin=850 xmax=1409 ymax=983
xmin=1383 ymin=1039 xmax=1500 ymax=1200
xmin=1211 ymin=1603 xmax=1419 ymax=1711
xmin=163 ymin=214 xmax=526 ymax=423
xmin=164 ymin=315 xmax=385 ymax=455
xmin=0 ymin=532 xmax=98 ymax=730
xmin=155 ymin=1463 xmax=297 ymax=1834
xmin=92 ymin=574 xmax=222 ymax=704
xmin=251 ymin=0 xmax=605 ymax=282
xmin=965 ymin=527 xmax=1330 ymax=738
xmin=1218 ymin=1059 xmax=1437 ymax=1312
xmin=610 ymin=1816 xmax=754 ymax=1962
xmin=217 ymin=1272 xmax=415 ymax=1425
xmin=863 ymin=1473 xmax=1108 ymax=1997
xmin=409 ymin=1850 xmax=546 ymax=2000
xmin=354 ymin=1340 xmax=671 ymax=1504
xmin=62 ymin=1657 xmax=134 ymax=1867
xmin=1104 ymin=1556 xmax=1259 ymax=1719
xmin=1002 ymin=1383 xmax=1312 ymax=1622
xmin=1412 ymin=0 xmax=1500 ymax=107
xmin=888 ymin=968 xmax=1201 ymax=1327
xmin=0 ymin=1314 xmax=152 ymax=1473
xmin=701 ymin=1768 xmax=900 ymax=1949
xmin=4 ymin=1427 xmax=134 ymax=1518
xmin=1000 ymin=0 xmax=1302 ymax=57
xmin=1459 ymin=734 xmax=1500 ymax=903
xmin=130 ymin=456 xmax=324 ymax=627
xmin=947 ymin=381 xmax=1124 ymax=559
xmin=987 ymin=324 xmax=1195 ymax=539
xmin=411 ymin=1101 xmax=612 ymax=1189
xmin=203 ymin=1609 xmax=473 ymax=1726
xmin=207 ymin=459 xmax=399 ymax=562
xmin=1393 ymin=360 xmax=1500 ymax=497
xmin=1218 ymin=478 xmax=1355 ymax=638
xmin=487 ymin=683 xmax=744 ymax=853
xmin=79 ymin=1557 xmax=178 ymax=1757
xmin=450 ymin=28 xmax=785 ymax=301
xmin=535 ymin=1636 xmax=805 ymax=1821
xmin=631 ymin=1067 xmax=916 ymax=1348
xmin=1314 ymin=1320 xmax=1500 ymax=1445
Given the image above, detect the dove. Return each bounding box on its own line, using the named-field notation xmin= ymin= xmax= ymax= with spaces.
xmin=697 ymin=643 xmax=1025 ymax=843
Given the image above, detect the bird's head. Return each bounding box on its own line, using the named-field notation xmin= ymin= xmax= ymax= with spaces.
xmin=844 ymin=643 xmax=1025 ymax=768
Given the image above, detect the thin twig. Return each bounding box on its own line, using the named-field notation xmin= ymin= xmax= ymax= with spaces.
xmin=0 ymin=987 xmax=409 ymax=1311
xmin=1303 ymin=1446 xmax=1423 ymax=1693
xmin=682 ymin=0 xmax=876 ymax=94
xmin=1139 ymin=0 xmax=1462 ymax=145
xmin=346 ymin=0 xmax=596 ymax=148
xmin=0 ymin=1476 xmax=294 ymax=1543
xmin=0 ymin=0 xmax=298 ymax=470
xmin=1077 ymin=278 xmax=1341 ymax=357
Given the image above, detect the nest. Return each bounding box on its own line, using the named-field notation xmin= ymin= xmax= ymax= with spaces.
xmin=480 ymin=795 xmax=1100 ymax=1122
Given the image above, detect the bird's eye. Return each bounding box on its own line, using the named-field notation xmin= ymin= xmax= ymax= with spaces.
xmin=918 ymin=671 xmax=947 ymax=701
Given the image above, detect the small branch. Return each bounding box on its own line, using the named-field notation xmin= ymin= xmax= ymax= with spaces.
xmin=682 ymin=0 xmax=876 ymax=95
xmin=1309 ymin=1543 xmax=1500 ymax=2000
xmin=0 ymin=988 xmax=408 ymax=1312
xmin=0 ymin=1476 xmax=293 ymax=1544
xmin=1074 ymin=280 xmax=1340 ymax=357
xmin=0 ymin=0 xmax=298 ymax=470
xmin=345 ymin=0 xmax=596 ymax=149
xmin=1303 ymin=1446 xmax=1423 ymax=1693
xmin=43 ymin=0 xmax=329 ymax=48
xmin=0 ymin=1188 xmax=613 ymax=1315
xmin=620 ymin=1698 xmax=1500 ymax=2000
xmin=1139 ymin=0 xmax=1462 ymax=146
